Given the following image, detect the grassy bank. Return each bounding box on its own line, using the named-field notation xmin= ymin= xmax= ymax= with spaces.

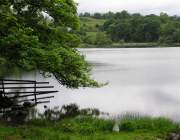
xmin=81 ymin=43 xmax=180 ymax=48
xmin=0 ymin=116 xmax=179 ymax=140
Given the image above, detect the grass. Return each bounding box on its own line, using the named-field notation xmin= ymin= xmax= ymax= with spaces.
xmin=112 ymin=42 xmax=159 ymax=48
xmin=80 ymin=17 xmax=106 ymax=27
xmin=119 ymin=117 xmax=179 ymax=133
xmin=82 ymin=43 xmax=159 ymax=48
xmin=86 ymin=32 xmax=97 ymax=36
xmin=0 ymin=116 xmax=179 ymax=140
xmin=82 ymin=42 xmax=180 ymax=48
xmin=80 ymin=17 xmax=106 ymax=32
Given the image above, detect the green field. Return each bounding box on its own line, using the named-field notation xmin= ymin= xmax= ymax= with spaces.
xmin=80 ymin=17 xmax=106 ymax=32
xmin=0 ymin=116 xmax=179 ymax=140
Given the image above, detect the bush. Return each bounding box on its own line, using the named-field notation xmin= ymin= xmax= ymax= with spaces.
xmin=120 ymin=121 xmax=136 ymax=132
xmin=95 ymin=32 xmax=112 ymax=45
xmin=55 ymin=117 xmax=114 ymax=135
xmin=83 ymin=32 xmax=97 ymax=44
xmin=38 ymin=104 xmax=101 ymax=121
xmin=57 ymin=119 xmax=79 ymax=133
xmin=83 ymin=32 xmax=112 ymax=46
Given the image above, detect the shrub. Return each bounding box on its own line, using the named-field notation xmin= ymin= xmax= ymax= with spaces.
xmin=56 ymin=119 xmax=79 ymax=133
xmin=95 ymin=32 xmax=112 ymax=45
xmin=83 ymin=32 xmax=97 ymax=44
xmin=55 ymin=117 xmax=114 ymax=135
xmin=120 ymin=121 xmax=136 ymax=132
xmin=38 ymin=104 xmax=101 ymax=121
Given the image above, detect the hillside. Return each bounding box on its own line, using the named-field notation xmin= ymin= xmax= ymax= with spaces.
xmin=80 ymin=17 xmax=106 ymax=32
xmin=79 ymin=12 xmax=180 ymax=48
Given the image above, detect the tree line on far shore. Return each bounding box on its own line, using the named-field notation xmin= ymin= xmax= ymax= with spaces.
xmin=79 ymin=11 xmax=180 ymax=46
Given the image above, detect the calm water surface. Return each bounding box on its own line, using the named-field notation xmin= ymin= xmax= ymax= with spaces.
xmin=17 ymin=47 xmax=180 ymax=120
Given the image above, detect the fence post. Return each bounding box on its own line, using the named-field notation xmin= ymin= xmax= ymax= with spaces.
xmin=2 ymin=79 xmax=5 ymax=96
xmin=34 ymin=81 xmax=37 ymax=104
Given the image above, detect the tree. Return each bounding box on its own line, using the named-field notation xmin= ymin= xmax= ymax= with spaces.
xmin=160 ymin=22 xmax=176 ymax=43
xmin=173 ymin=28 xmax=180 ymax=43
xmin=83 ymin=12 xmax=91 ymax=17
xmin=115 ymin=10 xmax=130 ymax=19
xmin=103 ymin=12 xmax=115 ymax=19
xmin=160 ymin=12 xmax=169 ymax=23
xmin=130 ymin=17 xmax=145 ymax=42
xmin=95 ymin=32 xmax=112 ymax=46
xmin=107 ymin=21 xmax=132 ymax=42
xmin=103 ymin=12 xmax=162 ymax=43
xmin=103 ymin=19 xmax=116 ymax=31
xmin=0 ymin=0 xmax=99 ymax=88
xmin=93 ymin=13 xmax=102 ymax=19
xmin=143 ymin=18 xmax=161 ymax=42
xmin=83 ymin=33 xmax=97 ymax=45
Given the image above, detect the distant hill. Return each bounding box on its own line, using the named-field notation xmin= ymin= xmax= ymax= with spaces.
xmin=80 ymin=17 xmax=106 ymax=32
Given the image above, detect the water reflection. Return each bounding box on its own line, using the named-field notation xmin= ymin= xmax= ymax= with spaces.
xmin=10 ymin=47 xmax=180 ymax=121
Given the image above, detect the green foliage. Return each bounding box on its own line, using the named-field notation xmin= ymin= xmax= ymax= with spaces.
xmin=27 ymin=118 xmax=53 ymax=127
xmin=104 ymin=14 xmax=161 ymax=42
xmin=83 ymin=32 xmax=112 ymax=46
xmin=120 ymin=121 xmax=136 ymax=132
xmin=36 ymin=104 xmax=101 ymax=122
xmin=119 ymin=117 xmax=178 ymax=133
xmin=173 ymin=28 xmax=180 ymax=43
xmin=80 ymin=11 xmax=180 ymax=45
xmin=107 ymin=21 xmax=132 ymax=42
xmin=96 ymin=32 xmax=112 ymax=46
xmin=80 ymin=11 xmax=180 ymax=44
xmin=58 ymin=119 xmax=79 ymax=133
xmin=0 ymin=116 xmax=179 ymax=140
xmin=80 ymin=17 xmax=106 ymax=32
xmin=80 ymin=11 xmax=180 ymax=46
xmin=53 ymin=117 xmax=114 ymax=135
xmin=93 ymin=13 xmax=103 ymax=19
xmin=83 ymin=32 xmax=97 ymax=44
xmin=160 ymin=22 xmax=180 ymax=43
xmin=0 ymin=0 xmax=99 ymax=88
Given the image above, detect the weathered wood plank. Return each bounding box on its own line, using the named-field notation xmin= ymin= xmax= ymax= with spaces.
xmin=10 ymin=91 xmax=58 ymax=98
xmin=0 ymin=86 xmax=54 ymax=89
xmin=4 ymin=91 xmax=58 ymax=95
xmin=1 ymin=82 xmax=49 ymax=85
xmin=18 ymin=96 xmax=54 ymax=103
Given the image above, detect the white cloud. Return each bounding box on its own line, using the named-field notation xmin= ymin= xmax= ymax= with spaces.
xmin=75 ymin=0 xmax=180 ymax=15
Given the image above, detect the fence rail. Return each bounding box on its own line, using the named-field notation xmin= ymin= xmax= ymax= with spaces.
xmin=0 ymin=79 xmax=58 ymax=115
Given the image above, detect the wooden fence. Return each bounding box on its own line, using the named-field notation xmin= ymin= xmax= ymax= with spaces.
xmin=0 ymin=79 xmax=58 ymax=115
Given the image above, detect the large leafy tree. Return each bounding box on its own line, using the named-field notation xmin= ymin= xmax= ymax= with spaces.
xmin=0 ymin=0 xmax=98 ymax=88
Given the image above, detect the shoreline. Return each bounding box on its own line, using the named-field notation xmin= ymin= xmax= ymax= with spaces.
xmin=81 ymin=43 xmax=180 ymax=48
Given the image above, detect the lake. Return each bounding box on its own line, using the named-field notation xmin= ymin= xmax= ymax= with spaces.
xmin=16 ymin=47 xmax=180 ymax=120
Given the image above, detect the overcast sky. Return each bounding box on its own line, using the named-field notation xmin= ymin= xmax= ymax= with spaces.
xmin=75 ymin=0 xmax=180 ymax=16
